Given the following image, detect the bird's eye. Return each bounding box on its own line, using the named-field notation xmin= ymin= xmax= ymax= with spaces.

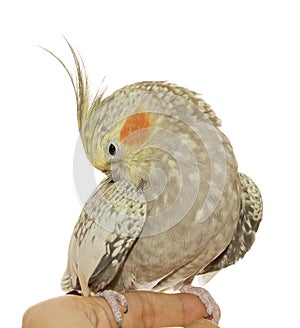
xmin=109 ymin=143 xmax=116 ymax=155
xmin=106 ymin=141 xmax=120 ymax=160
xmin=107 ymin=141 xmax=119 ymax=157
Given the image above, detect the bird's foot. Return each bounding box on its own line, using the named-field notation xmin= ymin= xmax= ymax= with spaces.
xmin=96 ymin=290 xmax=128 ymax=328
xmin=180 ymin=286 xmax=220 ymax=325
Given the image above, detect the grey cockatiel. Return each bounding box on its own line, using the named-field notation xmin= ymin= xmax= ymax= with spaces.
xmin=45 ymin=42 xmax=263 ymax=327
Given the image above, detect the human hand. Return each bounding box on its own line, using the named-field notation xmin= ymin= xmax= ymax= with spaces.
xmin=22 ymin=291 xmax=219 ymax=327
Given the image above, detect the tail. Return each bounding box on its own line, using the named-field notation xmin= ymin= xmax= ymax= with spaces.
xmin=200 ymin=173 xmax=263 ymax=281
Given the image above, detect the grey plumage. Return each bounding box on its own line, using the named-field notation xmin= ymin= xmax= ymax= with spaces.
xmin=200 ymin=173 xmax=263 ymax=279
xmin=45 ymin=42 xmax=263 ymax=326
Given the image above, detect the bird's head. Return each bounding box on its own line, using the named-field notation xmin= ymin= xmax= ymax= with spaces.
xmin=42 ymin=40 xmax=163 ymax=189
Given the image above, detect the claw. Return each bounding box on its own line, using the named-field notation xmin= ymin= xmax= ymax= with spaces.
xmin=66 ymin=290 xmax=82 ymax=296
xmin=180 ymin=286 xmax=220 ymax=325
xmin=96 ymin=290 xmax=128 ymax=328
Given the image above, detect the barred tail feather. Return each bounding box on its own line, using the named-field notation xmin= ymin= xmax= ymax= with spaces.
xmin=200 ymin=173 xmax=263 ymax=277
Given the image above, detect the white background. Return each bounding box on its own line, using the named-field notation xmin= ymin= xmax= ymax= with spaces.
xmin=1 ymin=1 xmax=299 ymax=327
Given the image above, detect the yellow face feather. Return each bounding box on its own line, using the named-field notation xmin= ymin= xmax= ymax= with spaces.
xmin=93 ymin=112 xmax=154 ymax=181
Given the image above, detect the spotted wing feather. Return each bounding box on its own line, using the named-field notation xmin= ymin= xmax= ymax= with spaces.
xmin=61 ymin=178 xmax=146 ymax=295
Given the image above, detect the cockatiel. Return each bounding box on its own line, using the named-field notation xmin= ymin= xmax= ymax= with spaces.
xmin=44 ymin=41 xmax=263 ymax=327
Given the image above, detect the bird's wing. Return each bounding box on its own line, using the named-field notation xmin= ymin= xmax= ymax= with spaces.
xmin=199 ymin=173 xmax=263 ymax=282
xmin=62 ymin=178 xmax=146 ymax=295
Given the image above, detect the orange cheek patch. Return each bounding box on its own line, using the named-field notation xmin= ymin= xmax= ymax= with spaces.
xmin=119 ymin=112 xmax=153 ymax=145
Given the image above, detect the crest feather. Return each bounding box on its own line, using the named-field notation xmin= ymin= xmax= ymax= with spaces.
xmin=40 ymin=37 xmax=105 ymax=132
